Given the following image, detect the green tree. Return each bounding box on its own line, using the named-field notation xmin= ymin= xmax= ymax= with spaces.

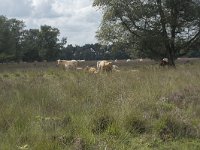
xmin=39 ymin=25 xmax=66 ymax=61
xmin=93 ymin=0 xmax=200 ymax=66
xmin=110 ymin=43 xmax=131 ymax=59
xmin=60 ymin=44 xmax=75 ymax=60
xmin=0 ymin=16 xmax=17 ymax=62
xmin=8 ymin=18 xmax=25 ymax=61
xmin=0 ymin=16 xmax=67 ymax=62
xmin=22 ymin=29 xmax=41 ymax=61
xmin=0 ymin=16 xmax=25 ymax=62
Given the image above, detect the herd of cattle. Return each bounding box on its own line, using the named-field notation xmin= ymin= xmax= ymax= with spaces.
xmin=56 ymin=58 xmax=171 ymax=73
xmin=57 ymin=59 xmax=120 ymax=73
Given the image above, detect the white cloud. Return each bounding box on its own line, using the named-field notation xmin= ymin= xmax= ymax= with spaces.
xmin=0 ymin=0 xmax=102 ymax=45
xmin=0 ymin=0 xmax=33 ymax=17
xmin=31 ymin=0 xmax=62 ymax=18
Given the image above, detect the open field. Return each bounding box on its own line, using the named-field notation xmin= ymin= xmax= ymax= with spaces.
xmin=0 ymin=59 xmax=200 ymax=149
xmin=0 ymin=58 xmax=199 ymax=72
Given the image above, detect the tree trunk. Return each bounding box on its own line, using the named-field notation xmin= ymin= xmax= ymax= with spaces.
xmin=157 ymin=0 xmax=176 ymax=67
xmin=168 ymin=48 xmax=175 ymax=66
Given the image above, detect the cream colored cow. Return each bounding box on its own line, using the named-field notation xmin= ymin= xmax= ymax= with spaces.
xmin=112 ymin=65 xmax=119 ymax=70
xmin=57 ymin=59 xmax=78 ymax=70
xmin=97 ymin=60 xmax=113 ymax=72
xmin=85 ymin=66 xmax=98 ymax=74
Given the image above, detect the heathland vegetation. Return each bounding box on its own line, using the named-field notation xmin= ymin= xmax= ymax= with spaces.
xmin=0 ymin=60 xmax=200 ymax=149
xmin=1 ymin=0 xmax=200 ymax=149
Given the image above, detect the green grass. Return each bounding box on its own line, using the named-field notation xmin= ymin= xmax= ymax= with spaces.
xmin=0 ymin=61 xmax=200 ymax=149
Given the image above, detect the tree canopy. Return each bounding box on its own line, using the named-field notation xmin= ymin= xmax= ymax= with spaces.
xmin=93 ymin=0 xmax=200 ymax=65
xmin=0 ymin=16 xmax=131 ymax=62
xmin=0 ymin=16 xmax=67 ymax=62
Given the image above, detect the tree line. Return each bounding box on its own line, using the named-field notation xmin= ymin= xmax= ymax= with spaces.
xmin=0 ymin=15 xmax=67 ymax=62
xmin=61 ymin=43 xmax=131 ymax=61
xmin=0 ymin=15 xmax=131 ymax=63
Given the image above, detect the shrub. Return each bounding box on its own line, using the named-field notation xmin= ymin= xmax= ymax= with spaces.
xmin=167 ymin=86 xmax=200 ymax=109
xmin=124 ymin=115 xmax=147 ymax=135
xmin=91 ymin=115 xmax=114 ymax=134
xmin=156 ymin=116 xmax=198 ymax=141
xmin=62 ymin=115 xmax=72 ymax=128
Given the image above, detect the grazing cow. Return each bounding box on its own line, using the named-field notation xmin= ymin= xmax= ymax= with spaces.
xmin=112 ymin=65 xmax=119 ymax=70
xmin=57 ymin=59 xmax=65 ymax=66
xmin=139 ymin=58 xmax=143 ymax=62
xmin=112 ymin=65 xmax=120 ymax=72
xmin=85 ymin=66 xmax=98 ymax=74
xmin=97 ymin=60 xmax=113 ymax=72
xmin=160 ymin=58 xmax=169 ymax=66
xmin=78 ymin=60 xmax=85 ymax=62
xmin=97 ymin=61 xmax=101 ymax=70
xmin=57 ymin=59 xmax=78 ymax=70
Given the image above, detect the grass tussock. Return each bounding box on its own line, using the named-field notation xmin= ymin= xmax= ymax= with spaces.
xmin=0 ymin=61 xmax=200 ymax=149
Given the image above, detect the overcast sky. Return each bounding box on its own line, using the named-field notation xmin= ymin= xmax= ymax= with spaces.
xmin=0 ymin=0 xmax=102 ymax=45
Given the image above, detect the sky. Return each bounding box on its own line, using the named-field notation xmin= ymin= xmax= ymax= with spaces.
xmin=0 ymin=0 xmax=102 ymax=45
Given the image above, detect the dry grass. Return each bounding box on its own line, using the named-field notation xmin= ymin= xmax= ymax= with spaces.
xmin=0 ymin=59 xmax=200 ymax=149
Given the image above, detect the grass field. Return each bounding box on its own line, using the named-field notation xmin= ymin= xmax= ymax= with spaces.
xmin=0 ymin=59 xmax=200 ymax=149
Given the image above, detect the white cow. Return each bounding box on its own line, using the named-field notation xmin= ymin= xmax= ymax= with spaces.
xmin=139 ymin=58 xmax=143 ymax=62
xmin=78 ymin=60 xmax=85 ymax=62
xmin=97 ymin=60 xmax=113 ymax=72
xmin=112 ymin=65 xmax=119 ymax=70
xmin=162 ymin=58 xmax=168 ymax=62
xmin=57 ymin=59 xmax=78 ymax=70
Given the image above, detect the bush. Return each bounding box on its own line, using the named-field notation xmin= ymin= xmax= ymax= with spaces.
xmin=124 ymin=115 xmax=147 ymax=135
xmin=91 ymin=115 xmax=114 ymax=134
xmin=167 ymin=86 xmax=200 ymax=109
xmin=156 ymin=116 xmax=198 ymax=141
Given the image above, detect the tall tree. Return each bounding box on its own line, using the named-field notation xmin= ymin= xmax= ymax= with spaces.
xmin=22 ymin=29 xmax=41 ymax=61
xmin=8 ymin=18 xmax=25 ymax=61
xmin=0 ymin=16 xmax=17 ymax=62
xmin=39 ymin=25 xmax=67 ymax=61
xmin=93 ymin=0 xmax=200 ymax=66
xmin=60 ymin=44 xmax=75 ymax=60
xmin=0 ymin=16 xmax=68 ymax=62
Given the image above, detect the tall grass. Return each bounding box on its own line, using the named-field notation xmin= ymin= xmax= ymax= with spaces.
xmin=0 ymin=62 xmax=200 ymax=149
